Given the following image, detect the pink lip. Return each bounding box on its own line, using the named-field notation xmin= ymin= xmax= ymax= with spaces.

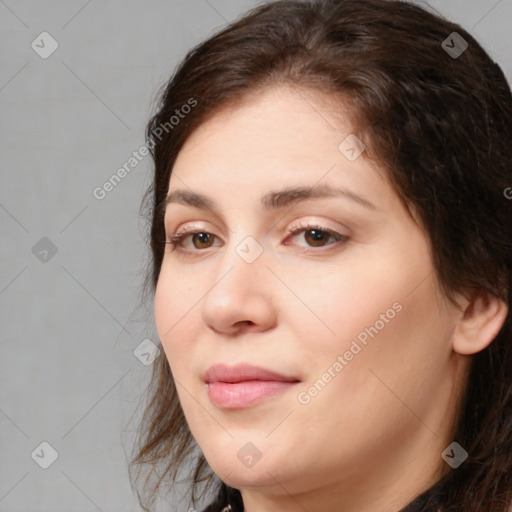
xmin=204 ymin=364 xmax=300 ymax=409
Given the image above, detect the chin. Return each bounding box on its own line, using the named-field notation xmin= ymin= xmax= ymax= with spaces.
xmin=201 ymin=441 xmax=286 ymax=489
xmin=213 ymin=460 xmax=279 ymax=490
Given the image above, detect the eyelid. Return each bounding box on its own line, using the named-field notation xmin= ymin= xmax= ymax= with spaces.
xmin=286 ymin=218 xmax=346 ymax=235
xmin=166 ymin=224 xmax=223 ymax=249
xmin=165 ymin=221 xmax=219 ymax=240
xmin=284 ymin=220 xmax=349 ymax=248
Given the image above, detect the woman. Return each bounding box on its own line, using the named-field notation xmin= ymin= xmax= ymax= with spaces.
xmin=130 ymin=1 xmax=512 ymax=511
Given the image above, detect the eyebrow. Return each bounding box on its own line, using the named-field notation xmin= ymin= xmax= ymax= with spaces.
xmin=164 ymin=184 xmax=377 ymax=213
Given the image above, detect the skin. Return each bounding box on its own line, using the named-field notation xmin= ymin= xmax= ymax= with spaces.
xmin=154 ymin=86 xmax=508 ymax=512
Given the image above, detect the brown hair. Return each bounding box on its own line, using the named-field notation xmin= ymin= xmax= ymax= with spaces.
xmin=130 ymin=1 xmax=512 ymax=511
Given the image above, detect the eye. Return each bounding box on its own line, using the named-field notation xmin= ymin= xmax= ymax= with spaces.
xmin=163 ymin=222 xmax=349 ymax=255
xmin=164 ymin=229 xmax=221 ymax=251
xmin=285 ymin=223 xmax=348 ymax=249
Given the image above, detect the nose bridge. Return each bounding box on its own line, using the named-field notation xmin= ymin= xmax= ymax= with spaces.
xmin=201 ymin=233 xmax=274 ymax=333
xmin=213 ymin=234 xmax=267 ymax=295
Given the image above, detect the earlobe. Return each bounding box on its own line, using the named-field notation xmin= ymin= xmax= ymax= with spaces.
xmin=452 ymin=290 xmax=509 ymax=355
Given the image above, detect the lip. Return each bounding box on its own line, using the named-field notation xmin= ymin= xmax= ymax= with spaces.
xmin=204 ymin=363 xmax=300 ymax=409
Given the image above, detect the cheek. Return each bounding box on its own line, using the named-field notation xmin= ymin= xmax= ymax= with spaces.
xmin=290 ymin=248 xmax=449 ymax=403
xmin=153 ymin=266 xmax=202 ymax=373
xmin=285 ymin=258 xmax=408 ymax=359
xmin=299 ymin=276 xmax=452 ymax=431
xmin=286 ymin=291 xmax=445 ymax=477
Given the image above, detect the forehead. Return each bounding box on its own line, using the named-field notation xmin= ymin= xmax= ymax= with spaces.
xmin=178 ymin=85 xmax=355 ymax=152
xmin=163 ymin=85 xmax=407 ymax=226
xmin=171 ymin=86 xmax=384 ymax=186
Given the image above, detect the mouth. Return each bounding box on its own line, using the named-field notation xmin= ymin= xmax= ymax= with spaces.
xmin=203 ymin=363 xmax=301 ymax=409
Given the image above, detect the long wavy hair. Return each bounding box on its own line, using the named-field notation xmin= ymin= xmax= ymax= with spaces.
xmin=129 ymin=1 xmax=512 ymax=511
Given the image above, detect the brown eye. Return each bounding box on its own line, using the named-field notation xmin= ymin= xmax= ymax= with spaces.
xmin=304 ymin=229 xmax=332 ymax=247
xmin=286 ymin=224 xmax=348 ymax=250
xmin=166 ymin=230 xmax=220 ymax=252
xmin=192 ymin=232 xmax=215 ymax=249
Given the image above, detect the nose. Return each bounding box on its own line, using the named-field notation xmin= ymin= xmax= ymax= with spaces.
xmin=201 ymin=239 xmax=277 ymax=336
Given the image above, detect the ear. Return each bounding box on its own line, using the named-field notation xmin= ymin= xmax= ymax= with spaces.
xmin=452 ymin=290 xmax=509 ymax=355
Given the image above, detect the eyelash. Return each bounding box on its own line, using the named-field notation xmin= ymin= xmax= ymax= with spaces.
xmin=163 ymin=222 xmax=349 ymax=254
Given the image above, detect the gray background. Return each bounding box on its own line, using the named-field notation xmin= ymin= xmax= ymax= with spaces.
xmin=1 ymin=1 xmax=511 ymax=511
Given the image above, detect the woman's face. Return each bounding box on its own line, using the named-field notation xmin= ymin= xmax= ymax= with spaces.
xmin=154 ymin=86 xmax=467 ymax=509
